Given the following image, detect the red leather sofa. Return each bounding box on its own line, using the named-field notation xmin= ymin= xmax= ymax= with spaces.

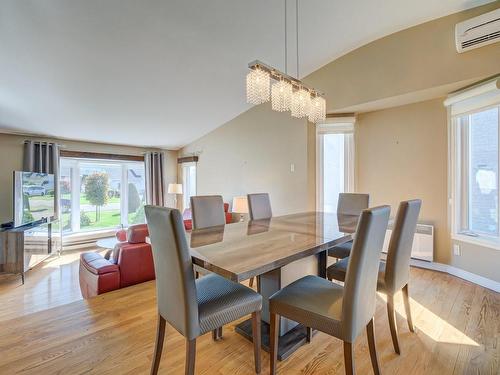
xmin=183 ymin=203 xmax=233 ymax=230
xmin=79 ymin=224 xmax=155 ymax=298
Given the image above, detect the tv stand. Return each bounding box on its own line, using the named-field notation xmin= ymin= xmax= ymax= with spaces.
xmin=0 ymin=221 xmax=57 ymax=284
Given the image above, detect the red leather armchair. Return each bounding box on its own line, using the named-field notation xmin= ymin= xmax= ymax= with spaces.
xmin=79 ymin=224 xmax=155 ymax=298
xmin=183 ymin=203 xmax=233 ymax=230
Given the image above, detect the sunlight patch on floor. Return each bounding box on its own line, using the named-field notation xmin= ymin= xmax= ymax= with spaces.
xmin=378 ymin=292 xmax=479 ymax=347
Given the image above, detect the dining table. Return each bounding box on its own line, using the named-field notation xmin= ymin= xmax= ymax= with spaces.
xmin=185 ymin=211 xmax=359 ymax=360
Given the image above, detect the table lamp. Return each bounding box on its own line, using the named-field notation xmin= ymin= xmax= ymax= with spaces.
xmin=232 ymin=196 xmax=249 ymax=221
xmin=167 ymin=183 xmax=183 ymax=208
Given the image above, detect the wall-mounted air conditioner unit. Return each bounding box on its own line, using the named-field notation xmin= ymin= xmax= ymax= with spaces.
xmin=455 ymin=8 xmax=500 ymax=53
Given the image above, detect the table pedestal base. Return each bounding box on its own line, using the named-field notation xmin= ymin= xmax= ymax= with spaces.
xmin=235 ymin=318 xmax=315 ymax=361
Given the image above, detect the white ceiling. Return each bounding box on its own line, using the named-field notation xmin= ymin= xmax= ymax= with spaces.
xmin=0 ymin=0 xmax=493 ymax=149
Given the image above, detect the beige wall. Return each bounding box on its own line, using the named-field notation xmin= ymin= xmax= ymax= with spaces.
xmin=0 ymin=133 xmax=178 ymax=223
xmin=355 ymin=99 xmax=450 ymax=263
xmin=181 ymin=103 xmax=311 ymax=215
xmin=451 ymin=240 xmax=500 ymax=282
xmin=305 ymin=2 xmax=500 ymax=112
xmin=355 ymin=98 xmax=500 ymax=282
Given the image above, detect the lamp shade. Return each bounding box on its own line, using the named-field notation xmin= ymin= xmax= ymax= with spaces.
xmin=167 ymin=183 xmax=183 ymax=194
xmin=232 ymin=196 xmax=249 ymax=214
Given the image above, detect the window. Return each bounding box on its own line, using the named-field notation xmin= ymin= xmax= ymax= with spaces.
xmin=60 ymin=157 xmax=146 ymax=233
xmin=316 ymin=118 xmax=355 ymax=213
xmin=182 ymin=162 xmax=197 ymax=210
xmin=449 ymin=78 xmax=500 ymax=247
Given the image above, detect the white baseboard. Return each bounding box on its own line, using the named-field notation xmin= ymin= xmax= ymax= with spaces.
xmin=410 ymin=259 xmax=500 ymax=293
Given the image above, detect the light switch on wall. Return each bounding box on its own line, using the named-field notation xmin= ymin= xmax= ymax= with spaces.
xmin=453 ymin=244 xmax=461 ymax=256
xmin=290 ymin=163 xmax=295 ymax=172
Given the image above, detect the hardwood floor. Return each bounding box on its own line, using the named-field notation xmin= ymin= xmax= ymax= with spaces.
xmin=0 ymin=253 xmax=498 ymax=374
xmin=0 ymin=251 xmax=85 ymax=322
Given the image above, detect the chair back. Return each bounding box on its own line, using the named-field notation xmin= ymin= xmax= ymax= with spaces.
xmin=190 ymin=195 xmax=226 ymax=229
xmin=342 ymin=205 xmax=390 ymax=342
xmin=337 ymin=193 xmax=369 ymax=216
xmin=247 ymin=193 xmax=273 ymax=220
xmin=145 ymin=206 xmax=200 ymax=340
xmin=385 ymin=199 xmax=421 ymax=293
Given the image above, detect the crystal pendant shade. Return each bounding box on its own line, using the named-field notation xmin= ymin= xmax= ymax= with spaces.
xmin=245 ymin=61 xmax=327 ymax=123
xmin=290 ymin=88 xmax=311 ymax=119
xmin=271 ymin=80 xmax=292 ymax=112
xmin=246 ymin=68 xmax=270 ymax=105
xmin=308 ymin=96 xmax=326 ymax=123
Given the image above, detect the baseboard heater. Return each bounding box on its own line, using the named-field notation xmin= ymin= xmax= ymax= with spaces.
xmin=382 ymin=222 xmax=434 ymax=262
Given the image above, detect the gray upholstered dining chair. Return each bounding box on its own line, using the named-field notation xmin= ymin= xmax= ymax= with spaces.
xmin=145 ymin=206 xmax=263 ymax=375
xmin=191 ymin=195 xmax=226 ymax=229
xmin=269 ymin=205 xmax=390 ymax=375
xmin=327 ymin=199 xmax=421 ymax=355
xmin=328 ymin=193 xmax=370 ymax=259
xmin=190 ymin=195 xmax=226 ymax=283
xmin=247 ymin=193 xmax=273 ymax=221
xmin=246 ymin=193 xmax=272 ymax=288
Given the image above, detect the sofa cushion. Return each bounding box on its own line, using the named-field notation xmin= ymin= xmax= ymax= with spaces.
xmin=127 ymin=224 xmax=149 ymax=243
xmin=115 ymin=229 xmax=127 ymax=242
xmin=81 ymin=253 xmax=119 ymax=275
xmin=184 ymin=219 xmax=193 ymax=231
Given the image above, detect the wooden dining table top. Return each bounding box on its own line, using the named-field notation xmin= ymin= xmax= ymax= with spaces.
xmin=186 ymin=211 xmax=358 ymax=282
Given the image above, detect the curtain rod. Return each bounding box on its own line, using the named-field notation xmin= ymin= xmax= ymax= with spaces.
xmin=22 ymin=140 xmax=66 ymax=148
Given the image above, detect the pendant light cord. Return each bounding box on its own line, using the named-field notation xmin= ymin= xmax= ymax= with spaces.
xmin=284 ymin=0 xmax=287 ymax=75
xmin=296 ymin=0 xmax=299 ymax=79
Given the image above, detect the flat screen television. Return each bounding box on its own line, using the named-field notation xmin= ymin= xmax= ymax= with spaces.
xmin=13 ymin=171 xmax=55 ymax=227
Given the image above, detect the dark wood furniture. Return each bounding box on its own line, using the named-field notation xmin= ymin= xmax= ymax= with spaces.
xmin=0 ymin=221 xmax=57 ymax=283
xmin=186 ymin=211 xmax=358 ymax=360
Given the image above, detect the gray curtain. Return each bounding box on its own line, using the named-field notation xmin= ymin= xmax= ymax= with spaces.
xmin=23 ymin=140 xmax=60 ymax=219
xmin=145 ymin=151 xmax=166 ymax=206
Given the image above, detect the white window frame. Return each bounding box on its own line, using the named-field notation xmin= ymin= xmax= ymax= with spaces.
xmin=447 ymin=78 xmax=500 ymax=250
xmin=182 ymin=162 xmax=197 ymax=211
xmin=60 ymin=157 xmax=145 ymax=233
xmin=316 ymin=117 xmax=356 ymax=212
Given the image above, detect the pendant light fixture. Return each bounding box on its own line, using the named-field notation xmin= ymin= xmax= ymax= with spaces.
xmin=271 ymin=79 xmax=293 ymax=112
xmin=271 ymin=0 xmax=292 ymax=112
xmin=309 ymin=95 xmax=326 ymax=123
xmin=291 ymin=87 xmax=311 ymax=118
xmin=246 ymin=67 xmax=270 ymax=105
xmin=246 ymin=0 xmax=327 ymax=122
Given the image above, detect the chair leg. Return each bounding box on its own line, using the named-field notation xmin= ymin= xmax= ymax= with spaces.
xmin=270 ymin=312 xmax=279 ymax=375
xmin=249 ymin=277 xmax=255 ymax=288
xmin=151 ymin=315 xmax=166 ymax=375
xmin=212 ymin=326 xmax=223 ymax=341
xmin=402 ymin=284 xmax=415 ymax=332
xmin=366 ymin=318 xmax=381 ymax=375
xmin=343 ymin=341 xmax=354 ymax=375
xmin=185 ymin=338 xmax=196 ymax=375
xmin=387 ymin=294 xmax=401 ymax=354
xmin=306 ymin=327 xmax=312 ymax=343
xmin=252 ymin=311 xmax=262 ymax=374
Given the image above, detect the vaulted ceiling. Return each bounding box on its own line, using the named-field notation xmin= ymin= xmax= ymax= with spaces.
xmin=0 ymin=0 xmax=493 ymax=149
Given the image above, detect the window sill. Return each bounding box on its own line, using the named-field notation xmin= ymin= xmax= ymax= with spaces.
xmin=452 ymin=233 xmax=500 ymax=251
xmin=62 ymin=229 xmax=118 ymax=245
